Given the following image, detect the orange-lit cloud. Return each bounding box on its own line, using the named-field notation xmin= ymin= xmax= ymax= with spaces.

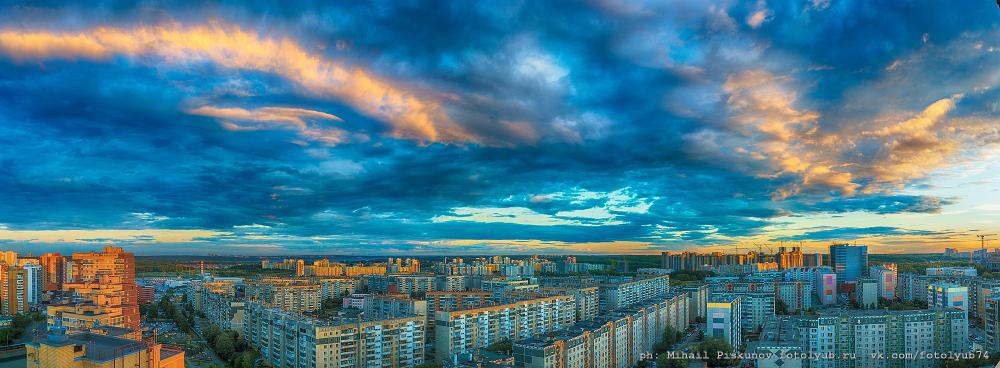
xmin=187 ymin=105 xmax=347 ymax=145
xmin=717 ymin=70 xmax=989 ymax=200
xmin=0 ymin=22 xmax=477 ymax=144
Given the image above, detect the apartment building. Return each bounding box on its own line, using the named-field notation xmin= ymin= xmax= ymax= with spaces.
xmin=707 ymin=294 xmax=743 ymax=349
xmin=435 ymin=295 xmax=576 ymax=364
xmin=985 ymin=297 xmax=1000 ymax=352
xmin=785 ymin=266 xmax=837 ymax=305
xmin=362 ymin=294 xmax=427 ymax=320
xmin=707 ymin=280 xmax=812 ymax=312
xmin=829 ymin=244 xmax=868 ymax=282
xmin=512 ymin=293 xmax=690 ymax=368
xmin=504 ymin=286 xmax=600 ymax=323
xmin=682 ymin=284 xmax=709 ymax=322
xmin=596 ymin=275 xmax=670 ymax=312
xmin=38 ymin=252 xmax=66 ymax=292
xmin=709 ymin=291 xmax=774 ymax=331
xmin=797 ymin=308 xmax=967 ymax=368
xmin=1 ymin=265 xmax=28 ymax=315
xmin=65 ymin=246 xmax=139 ymax=331
xmin=869 ymin=264 xmax=897 ymax=300
xmin=245 ymin=281 xmax=321 ymax=313
xmin=243 ymin=302 xmax=425 ymax=368
xmin=426 ymin=291 xmax=494 ymax=314
xmin=481 ymin=279 xmax=539 ymax=298
xmin=26 ymin=329 xmax=184 ymax=368
xmin=21 ymin=261 xmax=42 ymax=306
xmin=315 ymin=278 xmax=358 ymax=300
xmin=435 ymin=275 xmax=466 ymax=292
xmin=927 ymin=283 xmax=968 ymax=319
xmin=393 ymin=275 xmax=437 ymax=295
xmin=188 ymin=281 xmax=245 ymax=333
xmin=46 ymin=301 xmax=136 ymax=338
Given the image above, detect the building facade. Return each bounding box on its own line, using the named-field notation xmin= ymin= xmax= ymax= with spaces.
xmin=829 ymin=244 xmax=868 ymax=283
xmin=435 ymin=295 xmax=576 ymax=364
xmin=244 ymin=302 xmax=425 ymax=368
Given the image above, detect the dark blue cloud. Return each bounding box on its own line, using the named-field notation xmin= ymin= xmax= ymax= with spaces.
xmin=772 ymin=226 xmax=944 ymax=242
xmin=0 ymin=0 xmax=995 ymax=254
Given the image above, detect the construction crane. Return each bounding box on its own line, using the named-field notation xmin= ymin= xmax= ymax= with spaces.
xmin=978 ymin=234 xmax=996 ymax=258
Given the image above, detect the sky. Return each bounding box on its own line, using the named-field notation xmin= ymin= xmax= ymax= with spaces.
xmin=0 ymin=0 xmax=997 ymax=256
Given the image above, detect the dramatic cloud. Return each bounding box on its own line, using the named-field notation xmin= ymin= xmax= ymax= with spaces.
xmin=0 ymin=1 xmax=996 ymax=254
xmin=0 ymin=22 xmax=475 ymax=143
xmin=186 ymin=106 xmax=347 ymax=145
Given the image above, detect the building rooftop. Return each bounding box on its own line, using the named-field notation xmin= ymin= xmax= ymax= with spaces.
xmin=758 ymin=316 xmax=799 ymax=347
xmin=708 ymin=294 xmax=741 ymax=303
xmin=34 ymin=331 xmax=151 ymax=362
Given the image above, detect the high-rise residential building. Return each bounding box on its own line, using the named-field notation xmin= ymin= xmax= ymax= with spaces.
xmin=802 ymin=253 xmax=828 ymax=267
xmin=661 ymin=251 xmax=752 ymax=272
xmin=707 ymin=294 xmax=743 ymax=349
xmin=985 ymin=297 xmax=1000 ymax=353
xmin=187 ymin=281 xmax=245 ymax=333
xmin=797 ymin=309 xmax=967 ymax=368
xmin=512 ymin=293 xmax=690 ymax=368
xmin=425 ymin=291 xmax=494 ymax=314
xmin=435 ymin=295 xmax=576 ymax=363
xmin=785 ymin=266 xmax=837 ymax=305
xmin=65 ymin=246 xmax=139 ymax=331
xmin=710 ymin=291 xmax=774 ymax=331
xmin=816 ymin=267 xmax=837 ymax=305
xmin=70 ymin=246 xmax=135 ymax=284
xmin=26 ymin=329 xmax=184 ymax=368
xmin=928 ymin=283 xmax=968 ymax=318
xmin=21 ymin=261 xmax=42 ymax=306
xmin=978 ymin=284 xmax=1000 ymax=326
xmin=245 ymin=282 xmax=321 ymax=313
xmin=682 ymin=284 xmax=709 ymax=322
xmin=776 ymin=247 xmax=804 ymax=269
xmin=829 ymin=244 xmax=868 ymax=282
xmin=507 ymin=286 xmax=600 ymax=322
xmin=707 ymin=280 xmax=812 ymax=312
xmin=596 ymin=275 xmax=670 ymax=312
xmin=314 ymin=278 xmax=358 ymax=300
xmin=38 ymin=252 xmax=66 ymax=292
xmin=363 ymin=294 xmax=427 ymax=321
xmin=1 ymin=265 xmax=28 ymax=314
xmin=435 ymin=275 xmax=466 ymax=292
xmin=244 ymin=302 xmax=425 ymax=368
xmin=869 ymin=264 xmax=897 ymax=300
xmin=137 ymin=285 xmax=155 ymax=305
xmin=0 ymin=251 xmax=17 ymax=266
xmin=856 ymin=278 xmax=879 ymax=308
xmin=392 ymin=275 xmax=437 ymax=295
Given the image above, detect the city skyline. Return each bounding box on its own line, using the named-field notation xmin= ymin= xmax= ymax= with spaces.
xmin=0 ymin=1 xmax=998 ymax=256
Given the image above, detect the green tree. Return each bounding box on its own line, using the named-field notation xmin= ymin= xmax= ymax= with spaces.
xmin=414 ymin=362 xmax=443 ymax=368
xmin=205 ymin=325 xmax=222 ymax=345
xmin=656 ymin=353 xmax=687 ymax=368
xmin=146 ymin=304 xmax=159 ymax=319
xmin=214 ymin=333 xmax=236 ymax=359
xmin=695 ymin=337 xmax=739 ymax=367
xmin=484 ymin=339 xmax=513 ymax=354
xmin=774 ymin=299 xmax=789 ymax=315
xmin=655 ymin=326 xmax=683 ymax=353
